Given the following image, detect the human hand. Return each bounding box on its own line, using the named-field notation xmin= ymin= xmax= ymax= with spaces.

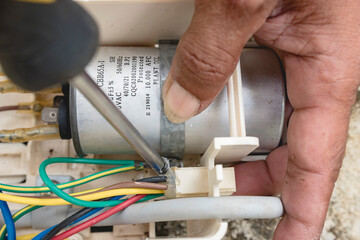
xmin=162 ymin=0 xmax=360 ymax=239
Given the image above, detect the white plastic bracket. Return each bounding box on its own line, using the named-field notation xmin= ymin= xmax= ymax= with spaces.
xmin=185 ymin=60 xmax=260 ymax=240
xmin=200 ymin=61 xmax=259 ymax=191
xmin=201 ymin=61 xmax=259 ymax=166
xmin=159 ymin=60 xmax=259 ymax=239
xmin=208 ymin=165 xmax=223 ymax=197
xmin=227 ymin=61 xmax=246 ymax=137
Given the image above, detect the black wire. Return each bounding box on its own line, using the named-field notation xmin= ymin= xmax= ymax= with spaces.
xmin=135 ymin=176 xmax=167 ymax=183
xmin=41 ymin=197 xmax=112 ymax=240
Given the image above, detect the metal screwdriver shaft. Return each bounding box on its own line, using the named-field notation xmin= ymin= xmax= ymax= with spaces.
xmin=71 ymin=72 xmax=169 ymax=175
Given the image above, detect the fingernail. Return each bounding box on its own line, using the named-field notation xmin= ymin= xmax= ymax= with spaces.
xmin=162 ymin=77 xmax=200 ymax=124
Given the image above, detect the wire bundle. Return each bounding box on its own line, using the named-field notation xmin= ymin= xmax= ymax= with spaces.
xmin=0 ymin=158 xmax=167 ymax=240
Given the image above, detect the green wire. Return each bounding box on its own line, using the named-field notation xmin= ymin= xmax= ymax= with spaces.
xmin=0 ymin=194 xmax=163 ymax=240
xmin=0 ymin=205 xmax=41 ymax=240
xmin=0 ymin=164 xmax=136 ymax=193
xmin=39 ymin=158 xmax=144 ymax=208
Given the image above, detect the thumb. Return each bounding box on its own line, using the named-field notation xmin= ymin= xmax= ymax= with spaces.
xmin=162 ymin=0 xmax=278 ymax=123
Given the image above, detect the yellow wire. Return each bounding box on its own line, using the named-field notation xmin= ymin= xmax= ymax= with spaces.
xmin=0 ymin=186 xmax=159 ymax=236
xmin=56 ymin=166 xmax=136 ymax=189
xmin=14 ymin=206 xmax=34 ymax=218
xmin=0 ymin=185 xmax=151 ymax=237
xmin=16 ymin=233 xmax=39 ymax=240
xmin=0 ymin=166 xmax=136 ymax=192
xmin=70 ymin=187 xmax=102 ymax=196
xmin=16 ymin=233 xmax=69 ymax=240
xmin=0 ymin=188 xmax=164 ymax=206
xmin=0 ymin=187 xmax=121 ymax=235
xmin=0 ymin=186 xmax=124 ymax=236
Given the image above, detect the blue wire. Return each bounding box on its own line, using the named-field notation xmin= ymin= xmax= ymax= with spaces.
xmin=31 ymin=227 xmax=54 ymax=240
xmin=31 ymin=196 xmax=124 ymax=240
xmin=70 ymin=195 xmax=124 ymax=225
xmin=0 ymin=190 xmax=16 ymax=240
xmin=70 ymin=200 xmax=115 ymax=225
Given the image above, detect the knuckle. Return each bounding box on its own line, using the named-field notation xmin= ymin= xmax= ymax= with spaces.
xmin=229 ymin=0 xmax=277 ymax=19
xmin=176 ymin=38 xmax=236 ymax=100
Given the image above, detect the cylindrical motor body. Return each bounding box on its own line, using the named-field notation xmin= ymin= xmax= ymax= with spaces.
xmin=69 ymin=45 xmax=285 ymax=157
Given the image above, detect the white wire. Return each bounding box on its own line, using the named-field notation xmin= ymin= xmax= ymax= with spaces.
xmin=8 ymin=196 xmax=283 ymax=228
xmin=97 ymin=196 xmax=283 ymax=225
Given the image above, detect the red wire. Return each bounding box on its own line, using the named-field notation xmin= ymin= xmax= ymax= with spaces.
xmin=52 ymin=194 xmax=146 ymax=240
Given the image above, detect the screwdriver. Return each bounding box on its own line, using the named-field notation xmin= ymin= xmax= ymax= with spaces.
xmin=0 ymin=0 xmax=169 ymax=175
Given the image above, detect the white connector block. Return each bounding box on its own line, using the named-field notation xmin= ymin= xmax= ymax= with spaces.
xmin=165 ymin=166 xmax=236 ymax=198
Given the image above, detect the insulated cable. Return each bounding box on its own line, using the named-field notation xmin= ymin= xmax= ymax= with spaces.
xmin=52 ymin=194 xmax=146 ymax=240
xmin=32 ymin=194 xmax=161 ymax=240
xmin=0 ymin=161 xmax=136 ymax=193
xmin=0 ymin=105 xmax=24 ymax=112
xmin=0 ymin=158 xmax=166 ymax=238
xmin=0 ymin=125 xmax=60 ymax=143
xmin=135 ymin=176 xmax=167 ymax=183
xmin=91 ymin=196 xmax=284 ymax=226
xmin=0 ymin=101 xmax=53 ymax=115
xmin=41 ymin=197 xmax=116 ymax=240
xmin=0 ymin=101 xmax=52 ymax=114
xmin=0 ymin=191 xmax=15 ymax=240
xmin=19 ymin=182 xmax=167 ymax=199
xmin=0 ymin=188 xmax=164 ymax=206
xmin=0 ymin=175 xmax=166 ymax=237
xmin=34 ymin=176 xmax=166 ymax=239
xmin=17 ymin=233 xmax=40 ymax=240
xmin=0 ymin=205 xmax=41 ymax=240
xmin=39 ymin=158 xmax=148 ymax=207
xmin=0 ymin=177 xmax=166 ymax=236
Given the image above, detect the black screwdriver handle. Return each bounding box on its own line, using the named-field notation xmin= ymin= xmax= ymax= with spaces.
xmin=0 ymin=0 xmax=99 ymax=91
